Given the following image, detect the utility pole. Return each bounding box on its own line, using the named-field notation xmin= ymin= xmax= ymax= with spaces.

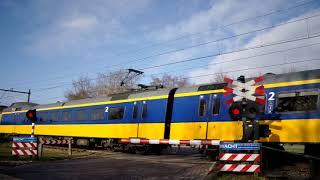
xmin=0 ymin=88 xmax=31 ymax=102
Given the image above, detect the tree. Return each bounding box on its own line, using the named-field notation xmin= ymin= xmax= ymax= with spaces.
xmin=65 ymin=71 xmax=190 ymax=101
xmin=206 ymin=68 xmax=227 ymax=83
xmin=65 ymin=76 xmax=94 ymax=100
xmin=211 ymin=72 xmax=225 ymax=83
xmin=65 ymin=70 xmax=141 ymax=101
xmin=150 ymin=74 xmax=190 ymax=88
xmin=282 ymin=64 xmax=297 ymax=73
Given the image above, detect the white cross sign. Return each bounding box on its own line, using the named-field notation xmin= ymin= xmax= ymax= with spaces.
xmin=224 ymin=76 xmax=266 ymax=105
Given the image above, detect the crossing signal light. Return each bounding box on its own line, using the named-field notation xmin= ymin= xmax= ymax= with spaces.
xmin=229 ymin=102 xmax=242 ymax=121
xmin=26 ymin=109 xmax=37 ymax=123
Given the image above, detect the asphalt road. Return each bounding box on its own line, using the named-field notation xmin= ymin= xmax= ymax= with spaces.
xmin=0 ymin=150 xmax=214 ymax=180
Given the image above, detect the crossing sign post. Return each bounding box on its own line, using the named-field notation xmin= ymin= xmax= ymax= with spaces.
xmin=224 ymin=75 xmax=267 ymax=142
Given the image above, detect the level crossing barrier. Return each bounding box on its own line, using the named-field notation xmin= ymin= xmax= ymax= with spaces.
xmin=38 ymin=137 xmax=73 ymax=158
xmin=120 ymin=138 xmax=220 ymax=146
xmin=217 ymin=142 xmax=261 ymax=174
xmin=12 ymin=137 xmax=38 ymax=157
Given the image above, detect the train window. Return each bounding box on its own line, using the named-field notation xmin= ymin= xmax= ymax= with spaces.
xmin=50 ymin=112 xmax=59 ymax=121
xmin=75 ymin=110 xmax=87 ymax=121
xmin=92 ymin=108 xmax=105 ymax=120
xmin=132 ymin=103 xmax=138 ymax=119
xmin=277 ymin=91 xmax=318 ymax=112
xmin=142 ymin=101 xmax=147 ymax=118
xmin=14 ymin=114 xmax=20 ymax=121
xmin=15 ymin=113 xmax=25 ymax=121
xmin=212 ymin=96 xmax=220 ymax=115
xmin=39 ymin=112 xmax=48 ymax=121
xmin=62 ymin=111 xmax=72 ymax=121
xmin=108 ymin=107 xmax=124 ymax=120
xmin=199 ymin=98 xmax=207 ymax=117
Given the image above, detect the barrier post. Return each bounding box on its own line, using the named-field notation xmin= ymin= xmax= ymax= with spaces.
xmin=68 ymin=138 xmax=72 ymax=156
xmin=37 ymin=137 xmax=43 ymax=158
xmin=31 ymin=122 xmax=35 ymax=137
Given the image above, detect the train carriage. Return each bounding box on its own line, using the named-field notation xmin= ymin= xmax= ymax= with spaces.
xmin=0 ymin=69 xmax=319 ymax=152
xmin=169 ymin=69 xmax=320 ymax=143
xmin=0 ymin=89 xmax=171 ymax=141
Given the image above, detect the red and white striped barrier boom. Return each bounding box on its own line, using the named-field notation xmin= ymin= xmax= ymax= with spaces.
xmin=219 ymin=153 xmax=260 ymax=162
xmin=218 ymin=164 xmax=260 ymax=173
xmin=40 ymin=139 xmax=73 ymax=145
xmin=12 ymin=142 xmax=37 ymax=149
xmin=12 ymin=149 xmax=37 ymax=156
xmin=120 ymin=138 xmax=220 ymax=146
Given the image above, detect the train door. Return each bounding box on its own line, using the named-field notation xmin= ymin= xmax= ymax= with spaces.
xmin=133 ymin=101 xmax=142 ymax=137
xmin=195 ymin=94 xmax=210 ymax=139
xmin=105 ymin=103 xmax=137 ymax=138
xmin=164 ymin=88 xmax=177 ymax=139
xmin=206 ymin=94 xmax=221 ymax=139
xmin=208 ymin=94 xmax=221 ymax=121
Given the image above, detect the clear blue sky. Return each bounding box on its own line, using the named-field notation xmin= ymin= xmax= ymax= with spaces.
xmin=0 ymin=0 xmax=320 ymax=105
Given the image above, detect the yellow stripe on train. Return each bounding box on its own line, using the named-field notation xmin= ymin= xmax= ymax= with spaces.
xmin=1 ymin=119 xmax=319 ymax=143
xmin=0 ymin=124 xmax=138 ymax=138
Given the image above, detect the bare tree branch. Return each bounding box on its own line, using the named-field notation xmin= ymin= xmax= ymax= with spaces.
xmin=65 ymin=70 xmax=141 ymax=100
xmin=65 ymin=76 xmax=94 ymax=100
xmin=150 ymin=74 xmax=190 ymax=88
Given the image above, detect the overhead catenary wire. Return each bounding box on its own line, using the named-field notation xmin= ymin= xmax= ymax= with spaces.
xmin=113 ymin=0 xmax=317 ymax=56
xmin=139 ymin=33 xmax=320 ymax=71
xmin=3 ymin=7 xmax=320 ymax=105
xmin=146 ymin=41 xmax=320 ymax=77
xmin=107 ymin=13 xmax=320 ymax=70
xmin=29 ymin=34 xmax=320 ymax=93
xmin=11 ymin=13 xmax=320 ymax=92
xmin=35 ymin=12 xmax=320 ymax=87
xmin=181 ymin=58 xmax=320 ymax=80
xmin=29 ymin=58 xmax=320 ymax=103
xmin=6 ymin=3 xmax=319 ymax=88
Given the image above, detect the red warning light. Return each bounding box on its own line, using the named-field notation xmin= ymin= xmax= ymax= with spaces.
xmin=228 ymin=102 xmax=242 ymax=121
xmin=27 ymin=112 xmax=33 ymax=118
xmin=232 ymin=108 xmax=240 ymax=115
xmin=26 ymin=109 xmax=37 ymax=122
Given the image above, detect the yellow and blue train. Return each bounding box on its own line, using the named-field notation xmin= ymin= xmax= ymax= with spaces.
xmin=0 ymin=69 xmax=319 ymax=152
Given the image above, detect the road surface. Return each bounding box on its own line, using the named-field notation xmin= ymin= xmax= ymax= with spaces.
xmin=0 ymin=149 xmax=214 ymax=180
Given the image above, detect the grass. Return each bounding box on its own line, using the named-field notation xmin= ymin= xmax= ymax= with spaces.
xmin=0 ymin=142 xmax=13 ymax=161
xmin=283 ymin=144 xmax=304 ymax=154
xmin=0 ymin=142 xmax=92 ymax=162
xmin=39 ymin=145 xmax=92 ymax=161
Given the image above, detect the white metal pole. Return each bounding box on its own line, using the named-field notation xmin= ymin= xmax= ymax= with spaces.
xmin=31 ymin=123 xmax=35 ymax=137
